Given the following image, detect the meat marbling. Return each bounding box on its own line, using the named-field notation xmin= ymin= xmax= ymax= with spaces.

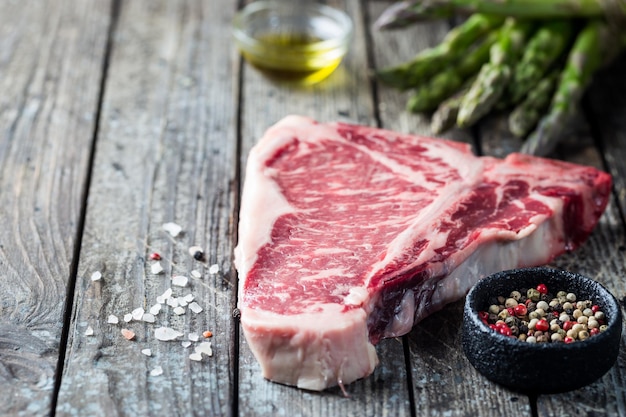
xmin=234 ymin=115 xmax=611 ymax=391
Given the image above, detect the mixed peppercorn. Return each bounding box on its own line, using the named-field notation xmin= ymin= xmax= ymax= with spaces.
xmin=479 ymin=283 xmax=608 ymax=343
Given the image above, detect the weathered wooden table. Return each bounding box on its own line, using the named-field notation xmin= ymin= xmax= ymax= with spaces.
xmin=1 ymin=0 xmax=625 ymax=416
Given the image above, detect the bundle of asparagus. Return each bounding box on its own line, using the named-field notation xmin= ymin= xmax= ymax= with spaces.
xmin=376 ymin=0 xmax=626 ymax=156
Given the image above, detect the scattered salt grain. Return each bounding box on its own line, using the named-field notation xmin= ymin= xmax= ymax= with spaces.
xmin=90 ymin=271 xmax=102 ymax=282
xmin=107 ymin=315 xmax=119 ymax=324
xmin=142 ymin=313 xmax=156 ymax=323
xmin=150 ymin=366 xmax=163 ymax=376
xmin=141 ymin=349 xmax=152 ymax=356
xmin=181 ymin=341 xmax=192 ymax=348
xmin=166 ymin=297 xmax=179 ymax=308
xmin=183 ymin=294 xmax=195 ymax=303
xmin=191 ymin=270 xmax=202 ymax=279
xmin=173 ymin=306 xmax=186 ymax=316
xmin=123 ymin=313 xmax=133 ymax=323
xmin=188 ymin=332 xmax=199 ymax=342
xmin=84 ymin=326 xmax=94 ymax=336
xmin=189 ymin=352 xmax=202 ymax=362
xmin=162 ymin=222 xmax=182 ymax=237
xmin=132 ymin=307 xmax=145 ymax=321
xmin=151 ymin=262 xmax=164 ymax=275
xmin=188 ymin=302 xmax=203 ymax=314
xmin=178 ymin=299 xmax=188 ymax=307
xmin=149 ymin=303 xmax=162 ymax=315
xmin=160 ymin=288 xmax=173 ymax=300
xmin=208 ymin=264 xmax=219 ymax=274
xmin=195 ymin=342 xmax=213 ymax=357
xmin=121 ymin=329 xmax=136 ymax=340
xmin=172 ymin=275 xmax=188 ymax=287
xmin=154 ymin=327 xmax=183 ymax=341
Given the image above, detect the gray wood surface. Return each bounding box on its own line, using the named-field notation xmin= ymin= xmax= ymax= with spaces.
xmin=55 ymin=0 xmax=239 ymax=415
xmin=0 ymin=0 xmax=625 ymax=416
xmin=0 ymin=0 xmax=110 ymax=415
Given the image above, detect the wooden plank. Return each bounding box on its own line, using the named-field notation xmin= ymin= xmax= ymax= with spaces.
xmin=55 ymin=0 xmax=239 ymax=415
xmin=0 ymin=0 xmax=111 ymax=415
xmin=368 ymin=3 xmax=532 ymax=416
xmin=236 ymin=1 xmax=412 ymax=415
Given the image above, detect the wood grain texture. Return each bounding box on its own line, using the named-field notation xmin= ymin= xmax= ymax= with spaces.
xmin=0 ymin=0 xmax=110 ymax=415
xmin=236 ymin=1 xmax=412 ymax=416
xmin=55 ymin=0 xmax=239 ymax=415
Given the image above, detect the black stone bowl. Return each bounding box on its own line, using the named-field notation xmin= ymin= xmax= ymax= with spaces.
xmin=462 ymin=267 xmax=622 ymax=394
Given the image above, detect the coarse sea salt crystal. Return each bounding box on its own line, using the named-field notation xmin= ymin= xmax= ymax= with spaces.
xmin=208 ymin=264 xmax=219 ymax=274
xmin=141 ymin=349 xmax=152 ymax=356
xmin=161 ymin=288 xmax=173 ymax=300
xmin=181 ymin=341 xmax=192 ymax=348
xmin=107 ymin=315 xmax=119 ymax=324
xmin=166 ymin=297 xmax=179 ymax=308
xmin=188 ymin=302 xmax=203 ymax=314
xmin=183 ymin=294 xmax=195 ymax=303
xmin=142 ymin=313 xmax=156 ymax=323
xmin=191 ymin=270 xmax=202 ymax=279
xmin=172 ymin=275 xmax=188 ymax=287
xmin=149 ymin=303 xmax=161 ymax=315
xmin=132 ymin=307 xmax=145 ymax=321
xmin=188 ymin=332 xmax=199 ymax=342
xmin=195 ymin=342 xmax=213 ymax=357
xmin=162 ymin=222 xmax=182 ymax=237
xmin=123 ymin=313 xmax=133 ymax=323
xmin=151 ymin=262 xmax=164 ymax=275
xmin=84 ymin=326 xmax=94 ymax=336
xmin=90 ymin=271 xmax=102 ymax=281
xmin=173 ymin=306 xmax=186 ymax=316
xmin=189 ymin=352 xmax=202 ymax=362
xmin=150 ymin=366 xmax=163 ymax=376
xmin=154 ymin=327 xmax=183 ymax=341
xmin=121 ymin=328 xmax=136 ymax=340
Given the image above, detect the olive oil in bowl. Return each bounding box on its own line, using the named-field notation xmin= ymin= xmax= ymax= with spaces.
xmin=233 ymin=1 xmax=352 ymax=86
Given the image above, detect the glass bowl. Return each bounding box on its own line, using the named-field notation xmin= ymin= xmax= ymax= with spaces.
xmin=232 ymin=1 xmax=353 ymax=86
xmin=462 ymin=267 xmax=622 ymax=394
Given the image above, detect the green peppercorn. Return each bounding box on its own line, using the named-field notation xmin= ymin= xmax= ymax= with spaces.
xmin=527 ymin=288 xmax=541 ymax=302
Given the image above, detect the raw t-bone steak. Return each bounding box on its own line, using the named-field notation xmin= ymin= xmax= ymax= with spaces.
xmin=234 ymin=115 xmax=611 ymax=390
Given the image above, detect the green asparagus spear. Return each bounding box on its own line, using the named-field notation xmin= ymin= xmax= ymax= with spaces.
xmin=521 ymin=20 xmax=608 ymax=156
xmin=388 ymin=0 xmax=622 ymax=20
xmin=377 ymin=14 xmax=504 ymax=90
xmin=456 ymin=19 xmax=535 ymax=128
xmin=407 ymin=29 xmax=500 ymax=112
xmin=508 ymin=71 xmax=558 ymax=138
xmin=430 ymin=77 xmax=476 ymax=133
xmin=508 ymin=20 xmax=574 ymax=105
